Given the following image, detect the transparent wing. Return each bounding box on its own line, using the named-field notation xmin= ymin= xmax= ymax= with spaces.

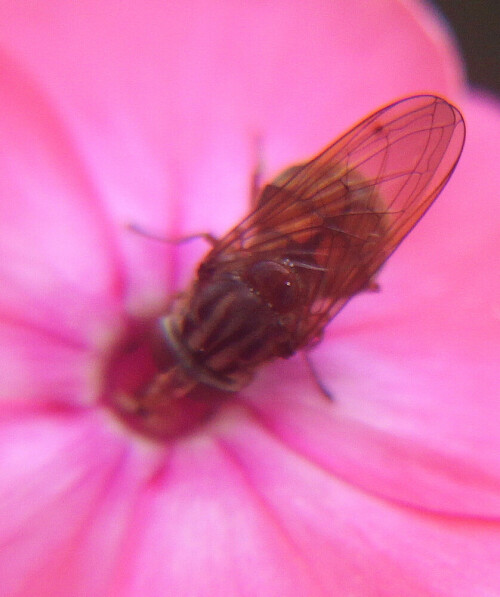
xmin=205 ymin=95 xmax=465 ymax=347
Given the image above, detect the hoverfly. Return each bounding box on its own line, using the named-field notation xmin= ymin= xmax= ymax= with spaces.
xmin=134 ymin=95 xmax=465 ymax=422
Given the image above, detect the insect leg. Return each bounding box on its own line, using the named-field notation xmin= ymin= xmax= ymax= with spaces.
xmin=126 ymin=222 xmax=219 ymax=247
xmin=302 ymin=351 xmax=335 ymax=401
xmin=249 ymin=134 xmax=265 ymax=207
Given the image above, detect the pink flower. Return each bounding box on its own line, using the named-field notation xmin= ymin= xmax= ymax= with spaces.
xmin=1 ymin=1 xmax=499 ymax=595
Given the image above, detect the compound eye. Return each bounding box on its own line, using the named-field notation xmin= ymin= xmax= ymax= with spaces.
xmin=247 ymin=260 xmax=301 ymax=313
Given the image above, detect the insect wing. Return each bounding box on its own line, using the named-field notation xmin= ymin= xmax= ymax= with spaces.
xmin=207 ymin=95 xmax=465 ymax=345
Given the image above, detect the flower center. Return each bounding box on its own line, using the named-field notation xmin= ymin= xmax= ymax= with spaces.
xmin=101 ymin=320 xmax=228 ymax=441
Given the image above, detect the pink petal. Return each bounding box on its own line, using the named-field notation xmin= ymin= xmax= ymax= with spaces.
xmin=0 ymin=0 xmax=466 ymax=288
xmin=0 ymin=407 xmax=163 ymax=597
xmin=217 ymin=414 xmax=500 ymax=596
xmin=0 ymin=50 xmax=124 ymax=335
xmin=110 ymin=436 xmax=325 ymax=596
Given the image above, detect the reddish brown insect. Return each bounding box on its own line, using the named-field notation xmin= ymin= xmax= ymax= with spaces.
xmin=140 ymin=95 xmax=465 ymax=413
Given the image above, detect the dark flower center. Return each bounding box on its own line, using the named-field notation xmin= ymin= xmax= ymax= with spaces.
xmin=101 ymin=320 xmax=228 ymax=441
